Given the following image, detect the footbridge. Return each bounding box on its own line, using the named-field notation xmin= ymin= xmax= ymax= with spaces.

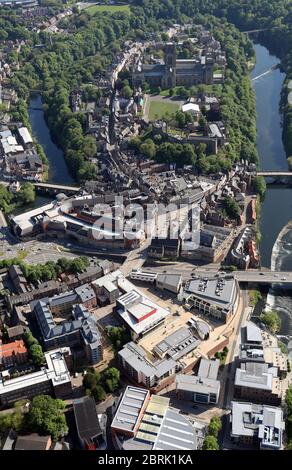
xmin=33 ymin=182 xmax=81 ymax=195
xmin=0 ymin=180 xmax=81 ymax=195
xmin=257 ymin=171 xmax=292 ymax=178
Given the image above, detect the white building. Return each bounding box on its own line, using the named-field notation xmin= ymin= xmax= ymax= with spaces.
xmin=0 ymin=347 xmax=72 ymax=406
xmin=231 ymin=401 xmax=285 ymax=450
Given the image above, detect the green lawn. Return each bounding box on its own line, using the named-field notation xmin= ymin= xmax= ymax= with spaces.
xmin=85 ymin=4 xmax=130 ymax=16
xmin=148 ymin=100 xmax=179 ymax=121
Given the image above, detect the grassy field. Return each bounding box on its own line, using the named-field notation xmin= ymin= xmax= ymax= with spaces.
xmin=85 ymin=4 xmax=130 ymax=16
xmin=148 ymin=100 xmax=179 ymax=121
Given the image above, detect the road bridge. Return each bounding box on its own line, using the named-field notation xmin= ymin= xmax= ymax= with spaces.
xmin=233 ymin=271 xmax=292 ymax=284
xmin=192 ymin=269 xmax=292 ymax=285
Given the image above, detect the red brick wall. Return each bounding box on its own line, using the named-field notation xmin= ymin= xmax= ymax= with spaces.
xmin=207 ymin=337 xmax=229 ymax=358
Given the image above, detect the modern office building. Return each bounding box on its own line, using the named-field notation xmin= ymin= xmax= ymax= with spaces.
xmin=176 ymin=358 xmax=220 ymax=405
xmin=116 ymin=289 xmax=171 ymax=341
xmin=231 ymin=401 xmax=285 ymax=450
xmin=234 ymin=362 xmax=282 ymax=406
xmin=153 ymin=327 xmax=200 ymax=361
xmin=129 ymin=269 xmax=182 ymax=294
xmin=111 ymin=386 xmax=150 ymax=438
xmin=238 ymin=322 xmax=287 ymax=379
xmin=118 ymin=342 xmax=177 ymax=389
xmin=183 ymin=275 xmax=239 ymax=323
xmin=118 ymin=326 xmax=200 ymax=389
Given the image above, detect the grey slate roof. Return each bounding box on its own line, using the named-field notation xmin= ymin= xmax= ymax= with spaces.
xmin=73 ymin=396 xmax=102 ymax=444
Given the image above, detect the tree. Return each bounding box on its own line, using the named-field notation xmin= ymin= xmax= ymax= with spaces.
xmin=83 ymin=369 xmax=100 ymax=390
xmin=260 ymin=310 xmax=281 ymax=334
xmin=129 ymin=136 xmax=141 ymax=152
xmin=15 ymin=183 xmax=36 ymax=206
xmin=278 ymin=341 xmax=288 ymax=354
xmin=24 ymin=331 xmax=45 ymax=367
xmin=140 ymin=138 xmax=156 ymax=159
xmin=92 ymin=385 xmax=106 ymax=402
xmin=223 ymin=196 xmax=241 ymax=220
xmin=175 ymin=110 xmax=186 ymax=129
xmin=208 ymin=416 xmax=222 ymax=437
xmin=30 ymin=343 xmax=45 ymax=367
xmin=24 ymin=331 xmax=38 ymax=348
xmin=202 ymin=435 xmax=219 ymax=450
xmin=27 ymin=395 xmax=68 ymax=441
xmin=104 ymin=367 xmax=120 ymax=393
xmin=122 ymin=85 xmax=133 ymax=99
xmin=252 ymin=176 xmax=266 ymax=197
xmin=106 ymin=326 xmax=129 ymax=351
xmin=286 ymin=440 xmax=292 ymax=450
xmin=199 ymin=115 xmax=207 ymax=128
xmin=0 ymin=410 xmax=25 ymax=437
xmin=285 ymin=386 xmax=292 ymax=410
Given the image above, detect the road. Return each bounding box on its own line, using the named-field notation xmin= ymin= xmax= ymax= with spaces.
xmin=234 ymin=270 xmax=292 ymax=284
xmin=170 ymin=267 xmax=292 ymax=284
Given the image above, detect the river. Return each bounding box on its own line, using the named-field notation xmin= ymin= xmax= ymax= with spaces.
xmin=28 ymin=95 xmax=74 ymax=185
xmin=251 ymin=44 xmax=292 ymax=340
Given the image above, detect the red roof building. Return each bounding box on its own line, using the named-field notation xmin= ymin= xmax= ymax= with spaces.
xmin=0 ymin=340 xmax=28 ymax=368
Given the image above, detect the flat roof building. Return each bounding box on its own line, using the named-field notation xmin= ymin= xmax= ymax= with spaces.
xmin=238 ymin=322 xmax=287 ymax=379
xmin=112 ymin=388 xmax=197 ymax=450
xmin=116 ymin=289 xmax=171 ymax=340
xmin=183 ymin=275 xmax=239 ymax=323
xmin=156 ymin=272 xmax=182 ymax=294
xmin=153 ymin=327 xmax=200 ymax=360
xmin=231 ymin=401 xmax=284 ymax=450
xmin=0 ymin=347 xmax=72 ymax=406
xmin=234 ymin=362 xmax=282 ymax=406
xmin=118 ymin=342 xmax=176 ymax=389
xmin=176 ymin=358 xmax=220 ymax=405
xmin=111 ymin=386 xmax=150 ymax=437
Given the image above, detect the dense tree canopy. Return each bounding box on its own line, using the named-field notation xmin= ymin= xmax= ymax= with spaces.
xmin=223 ymin=196 xmax=241 ymax=220
xmin=0 ymin=256 xmax=90 ymax=285
xmin=260 ymin=310 xmax=281 ymax=334
xmin=27 ymin=395 xmax=68 ymax=440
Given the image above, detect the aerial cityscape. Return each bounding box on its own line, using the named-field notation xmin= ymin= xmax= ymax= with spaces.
xmin=0 ymin=0 xmax=292 ymax=457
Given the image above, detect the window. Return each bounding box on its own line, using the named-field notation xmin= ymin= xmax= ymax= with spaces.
xmin=194 ymin=393 xmax=209 ymax=404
